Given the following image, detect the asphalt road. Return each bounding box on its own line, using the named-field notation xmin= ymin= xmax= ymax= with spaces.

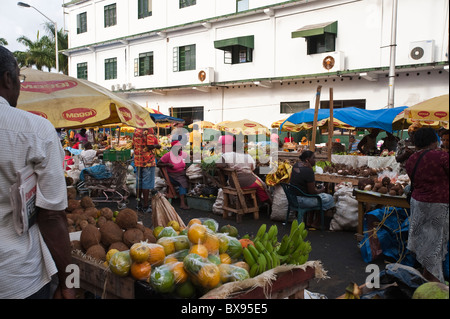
xmin=98 ymin=195 xmax=382 ymax=299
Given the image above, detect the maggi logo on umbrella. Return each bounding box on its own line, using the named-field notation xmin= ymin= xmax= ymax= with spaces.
xmin=21 ymin=80 xmax=78 ymax=94
xmin=63 ymin=108 xmax=97 ymax=123
xmin=118 ymin=107 xmax=133 ymax=121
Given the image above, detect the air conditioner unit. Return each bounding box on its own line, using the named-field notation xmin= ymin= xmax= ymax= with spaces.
xmin=111 ymin=85 xmax=116 ymax=91
xmin=196 ymin=67 xmax=215 ymax=84
xmin=321 ymin=51 xmax=345 ymax=72
xmin=122 ymin=84 xmax=127 ymax=91
xmin=409 ymin=40 xmax=435 ymax=64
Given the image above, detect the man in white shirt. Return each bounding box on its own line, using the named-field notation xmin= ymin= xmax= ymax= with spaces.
xmin=0 ymin=46 xmax=75 ymax=299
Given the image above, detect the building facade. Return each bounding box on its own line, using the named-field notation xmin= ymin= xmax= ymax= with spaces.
xmin=63 ymin=0 xmax=449 ymax=128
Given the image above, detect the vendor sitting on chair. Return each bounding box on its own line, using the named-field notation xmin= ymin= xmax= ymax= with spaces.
xmin=290 ymin=150 xmax=335 ymax=228
xmin=158 ymin=140 xmax=190 ymax=210
xmin=216 ymin=135 xmax=272 ymax=206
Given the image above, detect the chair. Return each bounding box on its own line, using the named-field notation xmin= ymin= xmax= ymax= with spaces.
xmin=218 ymin=168 xmax=259 ymax=223
xmin=280 ymin=183 xmax=325 ymax=230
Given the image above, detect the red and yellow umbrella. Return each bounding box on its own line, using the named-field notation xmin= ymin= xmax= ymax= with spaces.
xmin=17 ymin=68 xmax=155 ymax=129
xmin=216 ymin=119 xmax=269 ymax=135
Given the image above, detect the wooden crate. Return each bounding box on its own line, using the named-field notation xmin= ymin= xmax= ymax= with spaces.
xmin=72 ymin=253 xmax=135 ymax=299
xmin=231 ymin=266 xmax=315 ymax=299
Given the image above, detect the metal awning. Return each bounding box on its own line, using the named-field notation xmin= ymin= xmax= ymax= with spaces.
xmin=291 ymin=21 xmax=338 ymax=38
xmin=214 ymin=35 xmax=254 ymax=51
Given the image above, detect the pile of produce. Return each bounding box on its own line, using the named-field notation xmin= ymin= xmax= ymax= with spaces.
xmin=188 ymin=184 xmax=219 ymax=198
xmin=71 ymin=205 xmax=156 ymax=261
xmin=322 ymin=162 xmax=391 ymax=177
xmin=242 ymin=220 xmax=311 ymax=277
xmin=73 ymin=215 xmax=313 ymax=298
xmin=358 ymin=176 xmax=406 ymax=196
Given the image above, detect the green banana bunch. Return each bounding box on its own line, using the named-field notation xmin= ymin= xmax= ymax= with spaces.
xmin=275 ymin=221 xmax=311 ymax=265
xmin=243 ymin=224 xmax=281 ymax=277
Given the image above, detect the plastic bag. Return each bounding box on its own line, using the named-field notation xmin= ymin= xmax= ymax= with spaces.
xmin=212 ymin=188 xmax=224 ymax=216
xmin=330 ymin=183 xmax=358 ymax=231
xmin=270 ymin=185 xmax=290 ymax=221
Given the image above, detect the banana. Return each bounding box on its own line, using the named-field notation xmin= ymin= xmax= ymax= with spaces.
xmin=255 ymin=241 xmax=266 ymax=254
xmin=277 ymin=235 xmax=290 ymax=255
xmin=248 ymin=244 xmax=260 ymax=261
xmin=263 ymin=251 xmax=273 ymax=270
xmin=271 ymin=252 xmax=280 ymax=267
xmin=243 ymin=247 xmax=257 ymax=267
xmin=290 ymin=219 xmax=299 ymax=237
xmin=255 ymin=224 xmax=267 ymax=240
xmin=261 ymin=232 xmax=269 ymax=247
xmin=257 ymin=254 xmax=267 ymax=274
xmin=298 ymin=221 xmax=305 ymax=234
xmin=264 ymin=241 xmax=273 ymax=253
xmin=249 ymin=263 xmax=259 ymax=277
xmin=267 ymin=225 xmax=277 ymax=241
xmin=301 ymin=229 xmax=308 ymax=241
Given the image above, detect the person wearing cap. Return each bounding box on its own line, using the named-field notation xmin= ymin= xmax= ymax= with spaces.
xmin=396 ymin=122 xmax=422 ymax=174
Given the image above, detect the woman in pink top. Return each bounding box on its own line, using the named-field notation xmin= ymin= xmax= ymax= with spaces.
xmin=158 ymin=140 xmax=190 ymax=210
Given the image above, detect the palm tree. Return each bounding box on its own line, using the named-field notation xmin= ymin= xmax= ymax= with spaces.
xmin=43 ymin=22 xmax=69 ymax=75
xmin=15 ymin=31 xmax=55 ymax=72
xmin=0 ymin=38 xmax=8 ymax=46
xmin=14 ymin=22 xmax=68 ymax=74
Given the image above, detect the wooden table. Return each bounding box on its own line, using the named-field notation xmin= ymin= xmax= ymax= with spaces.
xmin=353 ymin=189 xmax=410 ymax=235
xmin=314 ymin=173 xmax=362 ymax=186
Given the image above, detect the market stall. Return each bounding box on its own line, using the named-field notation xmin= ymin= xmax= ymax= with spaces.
xmin=67 ymin=199 xmax=327 ymax=299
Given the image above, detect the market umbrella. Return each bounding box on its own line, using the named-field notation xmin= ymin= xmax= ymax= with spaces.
xmin=216 ymin=119 xmax=270 ymax=135
xmin=188 ymin=120 xmax=215 ymax=129
xmin=275 ymin=117 xmax=354 ymax=131
xmin=280 ymin=107 xmax=407 ymax=133
xmin=404 ymin=94 xmax=449 ymax=128
xmin=17 ymin=68 xmax=156 ymax=129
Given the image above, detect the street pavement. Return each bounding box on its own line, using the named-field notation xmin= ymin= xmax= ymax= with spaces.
xmin=98 ymin=195 xmax=384 ymax=299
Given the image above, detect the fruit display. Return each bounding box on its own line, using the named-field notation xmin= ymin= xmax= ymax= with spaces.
xmin=73 ymin=214 xmax=313 ymax=299
xmin=275 ymin=220 xmax=311 ymax=266
xmin=72 ymin=207 xmax=156 ymax=261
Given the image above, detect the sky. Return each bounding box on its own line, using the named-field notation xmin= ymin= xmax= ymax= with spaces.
xmin=0 ymin=0 xmax=66 ymax=53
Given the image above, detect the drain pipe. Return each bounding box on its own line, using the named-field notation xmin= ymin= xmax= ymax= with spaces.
xmin=388 ymin=0 xmax=398 ymax=108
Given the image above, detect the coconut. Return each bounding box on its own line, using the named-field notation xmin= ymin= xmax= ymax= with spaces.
xmin=80 ymin=224 xmax=101 ymax=251
xmin=123 ymin=228 xmax=144 ymax=247
xmin=67 ymin=199 xmax=81 ymax=212
xmin=79 ymin=220 xmax=89 ymax=230
xmin=66 ymin=187 xmax=77 ymax=200
xmin=84 ymin=207 xmax=99 ymax=219
xmin=115 ymin=208 xmax=138 ymax=230
xmin=382 ymin=177 xmax=391 ymax=186
xmin=68 ymin=226 xmax=76 ymax=233
xmin=109 ymin=241 xmax=129 ymax=252
xmin=97 ymin=216 xmax=107 ymax=228
xmin=86 ymin=244 xmax=106 ymax=261
xmin=72 ymin=207 xmax=85 ymax=215
xmin=378 ymin=186 xmax=388 ymax=194
xmin=71 ymin=240 xmax=82 ymax=251
xmin=389 ymin=190 xmax=397 ymax=196
xmin=80 ymin=196 xmax=95 ymax=209
xmin=100 ymin=220 xmax=124 ymax=247
xmin=142 ymin=227 xmax=157 ymax=243
xmin=100 ymin=207 xmax=114 ymax=220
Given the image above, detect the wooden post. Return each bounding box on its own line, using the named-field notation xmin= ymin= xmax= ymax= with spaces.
xmin=327 ymin=88 xmax=334 ymax=162
xmin=310 ymin=86 xmax=322 ymax=152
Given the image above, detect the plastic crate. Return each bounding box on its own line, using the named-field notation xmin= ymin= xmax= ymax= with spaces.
xmin=186 ymin=196 xmax=216 ymax=212
xmin=103 ymin=149 xmax=131 ymax=162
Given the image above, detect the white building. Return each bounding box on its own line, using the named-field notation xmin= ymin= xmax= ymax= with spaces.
xmin=63 ymin=0 xmax=449 ymax=129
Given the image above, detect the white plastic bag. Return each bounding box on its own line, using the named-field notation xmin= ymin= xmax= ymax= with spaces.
xmin=270 ymin=185 xmax=292 ymax=221
xmin=212 ymin=188 xmax=224 ymax=216
xmin=330 ymin=183 xmax=358 ymax=231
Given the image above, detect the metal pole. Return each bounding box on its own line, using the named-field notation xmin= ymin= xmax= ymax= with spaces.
xmin=19 ymin=3 xmax=59 ymax=72
xmin=388 ymin=0 xmax=398 ymax=108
